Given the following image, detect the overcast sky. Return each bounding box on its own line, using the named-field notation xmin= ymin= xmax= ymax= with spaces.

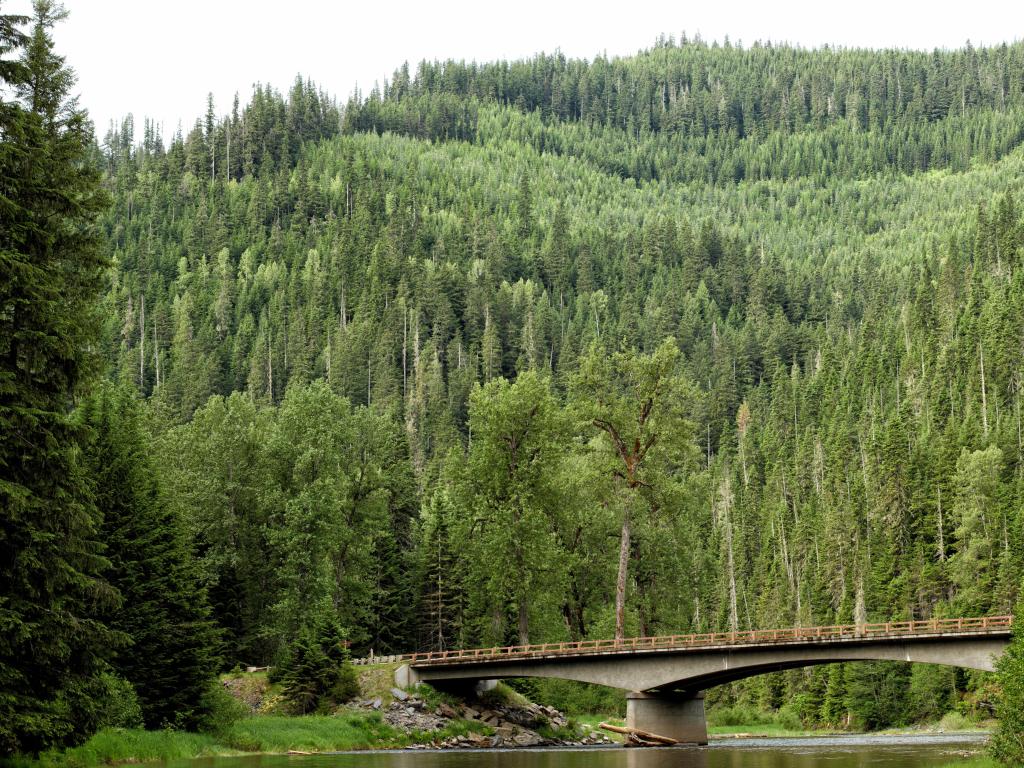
xmin=8 ymin=0 xmax=1024 ymax=141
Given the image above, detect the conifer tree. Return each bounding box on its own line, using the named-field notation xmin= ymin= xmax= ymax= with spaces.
xmin=992 ymin=608 xmax=1024 ymax=765
xmin=81 ymin=384 xmax=219 ymax=729
xmin=0 ymin=2 xmax=116 ymax=754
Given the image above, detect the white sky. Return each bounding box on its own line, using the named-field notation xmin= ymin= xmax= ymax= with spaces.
xmin=7 ymin=0 xmax=1024 ymax=141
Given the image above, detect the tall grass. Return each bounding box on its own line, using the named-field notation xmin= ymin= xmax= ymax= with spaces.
xmin=15 ymin=729 xmax=226 ymax=768
xmin=220 ymin=713 xmax=399 ymax=752
xmin=1 ymin=712 xmax=496 ymax=768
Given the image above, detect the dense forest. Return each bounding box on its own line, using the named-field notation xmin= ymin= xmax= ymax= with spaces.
xmin=98 ymin=34 xmax=1024 ymax=727
xmin=4 ymin=0 xmax=1024 ymax=759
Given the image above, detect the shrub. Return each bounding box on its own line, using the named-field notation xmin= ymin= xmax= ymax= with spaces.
xmin=196 ymin=682 xmax=249 ymax=735
xmin=95 ymin=673 xmax=143 ymax=730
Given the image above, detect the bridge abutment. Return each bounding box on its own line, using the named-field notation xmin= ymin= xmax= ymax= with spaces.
xmin=626 ymin=691 xmax=707 ymax=745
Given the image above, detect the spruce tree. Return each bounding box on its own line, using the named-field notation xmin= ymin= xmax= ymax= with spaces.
xmin=81 ymin=384 xmax=219 ymax=730
xmin=0 ymin=2 xmax=116 ymax=755
xmin=278 ymin=619 xmax=358 ymax=714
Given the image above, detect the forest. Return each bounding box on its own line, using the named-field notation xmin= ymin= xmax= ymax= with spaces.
xmin=4 ymin=0 xmax=1024 ymax=762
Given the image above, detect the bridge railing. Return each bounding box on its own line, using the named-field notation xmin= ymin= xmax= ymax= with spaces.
xmin=389 ymin=614 xmax=1013 ymax=666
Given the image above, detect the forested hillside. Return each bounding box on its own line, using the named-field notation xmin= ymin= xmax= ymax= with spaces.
xmin=97 ymin=38 xmax=1024 ymax=730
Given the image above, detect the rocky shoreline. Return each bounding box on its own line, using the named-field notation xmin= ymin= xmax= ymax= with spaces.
xmin=362 ymin=688 xmax=614 ymax=749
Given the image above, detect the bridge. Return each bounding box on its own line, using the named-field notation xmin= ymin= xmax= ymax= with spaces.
xmin=391 ymin=615 xmax=1013 ymax=744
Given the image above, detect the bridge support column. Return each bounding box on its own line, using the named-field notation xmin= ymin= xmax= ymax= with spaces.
xmin=626 ymin=691 xmax=707 ymax=745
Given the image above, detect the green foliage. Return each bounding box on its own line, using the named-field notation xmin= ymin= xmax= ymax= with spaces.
xmin=277 ymin=620 xmax=359 ymax=714
xmin=93 ymin=674 xmax=142 ymax=731
xmin=30 ymin=728 xmax=222 ymax=768
xmin=80 ymin=384 xmax=220 ymax=730
xmin=10 ymin=24 xmax=1024 ymax=745
xmin=526 ymin=680 xmax=626 ymax=717
xmin=195 ymin=683 xmax=249 ymax=737
xmin=844 ymin=663 xmax=912 ymax=730
xmin=459 ymin=371 xmax=568 ymax=645
xmin=991 ymin=610 xmax=1024 ymax=765
xmin=0 ymin=2 xmax=116 ymax=755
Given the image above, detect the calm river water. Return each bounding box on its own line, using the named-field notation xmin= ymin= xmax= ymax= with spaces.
xmin=169 ymin=734 xmax=986 ymax=768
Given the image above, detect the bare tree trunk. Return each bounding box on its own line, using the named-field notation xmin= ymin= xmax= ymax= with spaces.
xmin=980 ymin=343 xmax=989 ymax=436
xmin=726 ymin=513 xmax=739 ymax=633
xmin=615 ymin=499 xmax=632 ymax=642
xmin=518 ymin=599 xmax=529 ymax=646
xmin=139 ymin=292 xmax=145 ymax=388
xmin=154 ymin=319 xmax=160 ymax=388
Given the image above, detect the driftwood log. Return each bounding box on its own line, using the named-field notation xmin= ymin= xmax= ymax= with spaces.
xmin=597 ymin=722 xmax=679 ymax=746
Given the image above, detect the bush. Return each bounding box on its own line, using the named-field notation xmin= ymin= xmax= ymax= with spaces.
xmin=527 ymin=679 xmax=626 ymax=716
xmin=707 ymin=703 xmax=775 ymax=727
xmin=95 ymin=673 xmax=143 ymax=730
xmin=775 ymin=703 xmax=804 ymax=731
xmin=196 ymin=682 xmax=249 ymax=735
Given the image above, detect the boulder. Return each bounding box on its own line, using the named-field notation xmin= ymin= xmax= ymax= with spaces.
xmin=391 ymin=687 xmax=409 ymax=701
xmin=513 ymin=730 xmax=543 ymax=747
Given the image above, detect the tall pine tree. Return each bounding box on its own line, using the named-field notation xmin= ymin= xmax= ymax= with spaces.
xmin=0 ymin=2 xmax=116 ymax=755
xmin=81 ymin=384 xmax=219 ymax=730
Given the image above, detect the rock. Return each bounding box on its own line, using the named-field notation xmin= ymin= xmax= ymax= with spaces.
xmin=371 ymin=697 xmax=382 ymax=709
xmin=391 ymin=687 xmax=409 ymax=701
xmin=437 ymin=702 xmax=459 ymax=718
xmin=495 ymin=725 xmax=515 ymax=740
xmin=513 ymin=730 xmax=543 ymax=747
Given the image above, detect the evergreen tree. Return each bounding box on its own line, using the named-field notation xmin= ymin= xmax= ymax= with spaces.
xmin=992 ymin=609 xmax=1024 ymax=765
xmin=81 ymin=384 xmax=219 ymax=730
xmin=0 ymin=2 xmax=115 ymax=754
xmin=277 ymin=618 xmax=359 ymax=714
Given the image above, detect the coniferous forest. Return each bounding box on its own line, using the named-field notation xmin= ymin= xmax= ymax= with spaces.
xmin=4 ymin=1 xmax=1024 ymax=761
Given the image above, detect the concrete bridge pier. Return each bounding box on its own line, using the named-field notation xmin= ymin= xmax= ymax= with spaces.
xmin=626 ymin=691 xmax=707 ymax=745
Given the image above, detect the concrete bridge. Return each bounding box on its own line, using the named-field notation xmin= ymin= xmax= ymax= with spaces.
xmin=393 ymin=616 xmax=1013 ymax=744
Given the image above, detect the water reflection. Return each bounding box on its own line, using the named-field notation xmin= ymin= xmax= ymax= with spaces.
xmin=170 ymin=735 xmax=986 ymax=768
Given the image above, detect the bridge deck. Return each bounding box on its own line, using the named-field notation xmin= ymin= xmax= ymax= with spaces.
xmin=386 ymin=615 xmax=1012 ymax=668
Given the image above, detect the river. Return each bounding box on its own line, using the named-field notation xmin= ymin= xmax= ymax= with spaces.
xmin=170 ymin=734 xmax=987 ymax=768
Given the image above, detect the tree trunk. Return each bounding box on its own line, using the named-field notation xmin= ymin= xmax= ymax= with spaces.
xmin=518 ymin=598 xmax=529 ymax=646
xmin=615 ymin=499 xmax=632 ymax=642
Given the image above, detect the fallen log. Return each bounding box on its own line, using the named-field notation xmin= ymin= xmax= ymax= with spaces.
xmin=598 ymin=722 xmax=678 ymax=745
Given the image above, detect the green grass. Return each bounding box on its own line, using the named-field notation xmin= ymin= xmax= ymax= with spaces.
xmin=4 ymin=712 xmax=493 ymax=768
xmin=219 ymin=713 xmax=398 ymax=752
xmin=4 ymin=729 xmax=233 ymax=768
xmin=937 ymin=757 xmax=998 ymax=768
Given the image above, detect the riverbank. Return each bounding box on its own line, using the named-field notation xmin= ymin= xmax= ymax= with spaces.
xmin=5 ymin=666 xmax=997 ymax=768
xmin=7 ymin=713 xmax=492 ymax=768
xmin=6 ymin=717 xmax=999 ymax=768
